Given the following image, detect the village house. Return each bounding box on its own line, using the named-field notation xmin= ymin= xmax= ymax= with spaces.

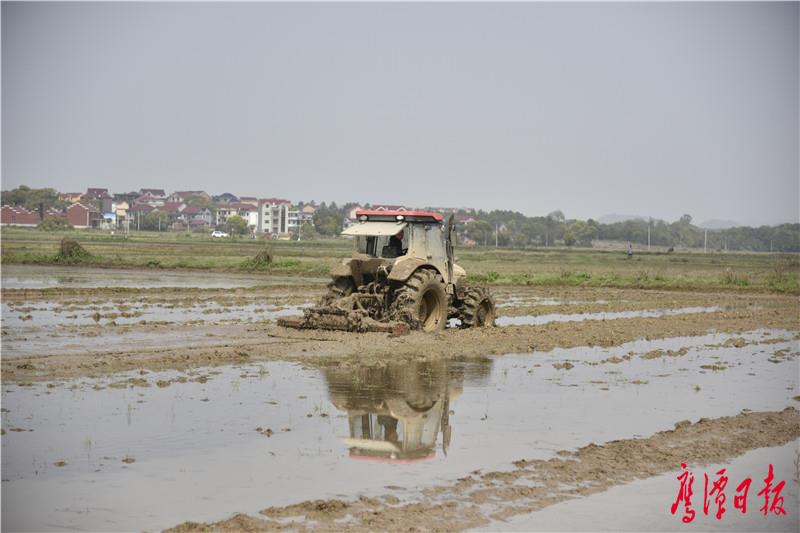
xmin=181 ymin=206 xmax=213 ymax=228
xmin=139 ymin=188 xmax=166 ymax=198
xmin=161 ymin=202 xmax=187 ymax=227
xmin=127 ymin=203 xmax=154 ymax=229
xmin=299 ymin=204 xmax=316 ymax=226
xmin=135 ymin=192 xmax=166 ymax=207
xmin=166 ymin=190 xmax=210 ymax=203
xmin=216 ymin=202 xmax=259 ymax=229
xmin=1 ymin=205 xmax=42 ymax=226
xmin=213 ymin=192 xmax=239 ymax=204
xmin=113 ymin=200 xmax=130 ymax=226
xmin=82 ymin=188 xmax=114 ymax=213
xmin=1 ymin=205 xmax=65 ymax=226
xmin=60 ymin=192 xmax=83 ymax=203
xmin=66 ymin=202 xmax=102 ymax=228
xmin=113 ymin=192 xmax=140 ymax=206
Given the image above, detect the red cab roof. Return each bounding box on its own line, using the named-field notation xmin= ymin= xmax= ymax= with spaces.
xmin=355 ymin=210 xmax=443 ymax=222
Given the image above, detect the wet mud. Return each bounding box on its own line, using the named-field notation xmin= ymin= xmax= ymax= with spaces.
xmin=168 ymin=409 xmax=800 ymax=532
xmin=3 ymin=291 xmax=796 ymax=383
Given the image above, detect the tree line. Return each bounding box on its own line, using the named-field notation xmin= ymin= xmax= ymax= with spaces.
xmin=314 ymin=203 xmax=799 ymax=253
xmin=3 ymin=187 xmax=797 ymax=252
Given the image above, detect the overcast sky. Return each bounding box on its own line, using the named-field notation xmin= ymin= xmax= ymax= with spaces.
xmin=2 ymin=2 xmax=798 ymax=225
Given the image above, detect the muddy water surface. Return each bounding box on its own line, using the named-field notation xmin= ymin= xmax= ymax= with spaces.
xmin=1 ymin=264 xmax=324 ymax=289
xmin=495 ymin=305 xmax=722 ymax=326
xmin=2 ymin=329 xmax=797 ymax=531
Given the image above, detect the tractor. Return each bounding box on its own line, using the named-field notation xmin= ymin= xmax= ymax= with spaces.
xmin=278 ymin=210 xmax=495 ymax=333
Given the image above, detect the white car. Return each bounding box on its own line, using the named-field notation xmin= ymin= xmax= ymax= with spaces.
xmin=211 ymin=230 xmax=229 ymax=238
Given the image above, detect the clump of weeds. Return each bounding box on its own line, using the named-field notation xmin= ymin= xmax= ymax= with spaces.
xmin=54 ymin=239 xmax=92 ymax=264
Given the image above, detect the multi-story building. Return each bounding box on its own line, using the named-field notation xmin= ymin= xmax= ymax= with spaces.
xmin=257 ymin=198 xmax=295 ymax=235
xmin=216 ymin=202 xmax=259 ymax=230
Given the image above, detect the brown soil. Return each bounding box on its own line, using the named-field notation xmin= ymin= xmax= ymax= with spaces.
xmin=3 ymin=290 xmax=797 ymax=383
xmin=167 ymin=407 xmax=800 ymax=532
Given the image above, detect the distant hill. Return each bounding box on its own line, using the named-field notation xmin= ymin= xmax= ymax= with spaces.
xmin=698 ymin=219 xmax=739 ymax=230
xmin=597 ymin=214 xmax=647 ymax=224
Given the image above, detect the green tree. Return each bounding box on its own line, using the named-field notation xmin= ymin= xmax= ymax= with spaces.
xmin=300 ymin=222 xmax=317 ymax=240
xmin=566 ymin=220 xmax=597 ymax=246
xmin=38 ymin=216 xmax=74 ymax=231
xmin=187 ymin=195 xmax=217 ymax=215
xmin=140 ymin=211 xmax=169 ymax=231
xmin=313 ymin=204 xmax=343 ymax=236
xmin=224 ymin=215 xmax=249 ymax=235
xmin=564 ymin=232 xmax=576 ymax=246
xmin=2 ymin=185 xmax=67 ymax=211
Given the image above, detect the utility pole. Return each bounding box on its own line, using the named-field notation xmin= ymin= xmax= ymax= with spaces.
xmin=495 ymin=223 xmax=498 ymax=248
xmin=704 ymin=228 xmax=707 ymax=253
xmin=137 ymin=211 xmax=140 ymax=231
xmin=647 ymin=224 xmax=651 ymax=251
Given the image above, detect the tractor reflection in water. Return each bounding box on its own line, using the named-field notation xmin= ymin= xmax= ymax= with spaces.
xmin=323 ymin=358 xmax=493 ymax=462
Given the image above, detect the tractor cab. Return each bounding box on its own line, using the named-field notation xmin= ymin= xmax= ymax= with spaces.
xmin=342 ymin=210 xmax=454 ymax=285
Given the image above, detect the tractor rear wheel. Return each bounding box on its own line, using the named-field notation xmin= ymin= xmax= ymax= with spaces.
xmin=392 ymin=269 xmax=448 ymax=332
xmin=459 ymin=287 xmax=496 ymax=328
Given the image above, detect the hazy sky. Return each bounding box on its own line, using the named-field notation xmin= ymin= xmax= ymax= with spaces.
xmin=2 ymin=2 xmax=798 ymax=225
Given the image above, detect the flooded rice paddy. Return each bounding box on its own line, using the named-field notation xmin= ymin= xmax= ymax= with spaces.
xmin=1 ymin=264 xmax=325 ymax=290
xmin=2 ymin=266 xmax=799 ymax=530
xmin=2 ymin=329 xmax=797 ymax=531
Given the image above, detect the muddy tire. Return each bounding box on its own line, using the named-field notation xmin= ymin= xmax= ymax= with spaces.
xmin=459 ymin=287 xmax=496 ymax=328
xmin=392 ymin=269 xmax=448 ymax=332
xmin=320 ymin=277 xmax=354 ymax=306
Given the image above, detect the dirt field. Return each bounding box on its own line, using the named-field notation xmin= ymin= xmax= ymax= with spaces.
xmin=1 ymin=264 xmax=799 ymax=531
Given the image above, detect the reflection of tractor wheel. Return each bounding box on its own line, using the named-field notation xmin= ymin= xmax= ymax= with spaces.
xmin=459 ymin=287 xmax=496 ymax=328
xmin=320 ymin=277 xmax=354 ymax=305
xmin=393 ymin=269 xmax=448 ymax=332
xmin=385 ymin=397 xmax=439 ymax=418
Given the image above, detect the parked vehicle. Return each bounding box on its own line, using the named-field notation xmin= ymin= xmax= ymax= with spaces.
xmin=211 ymin=230 xmax=229 ymax=238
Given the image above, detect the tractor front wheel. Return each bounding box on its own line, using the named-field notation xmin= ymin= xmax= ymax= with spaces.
xmin=459 ymin=287 xmax=496 ymax=328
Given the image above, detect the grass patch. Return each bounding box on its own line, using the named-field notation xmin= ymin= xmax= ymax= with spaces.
xmin=1 ymin=227 xmax=798 ymax=292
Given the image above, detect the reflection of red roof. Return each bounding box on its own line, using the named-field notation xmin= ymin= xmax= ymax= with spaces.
xmin=349 ymin=449 xmax=436 ymax=464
